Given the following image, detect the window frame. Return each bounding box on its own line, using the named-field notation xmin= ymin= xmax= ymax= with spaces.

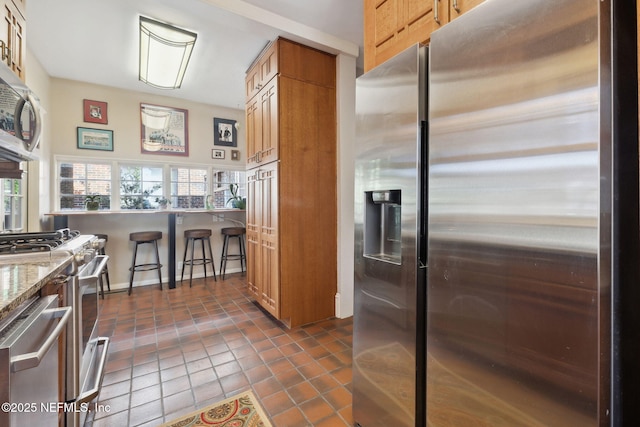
xmin=54 ymin=155 xmax=246 ymax=211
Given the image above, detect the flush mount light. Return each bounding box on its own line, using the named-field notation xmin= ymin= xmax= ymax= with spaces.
xmin=139 ymin=16 xmax=197 ymax=89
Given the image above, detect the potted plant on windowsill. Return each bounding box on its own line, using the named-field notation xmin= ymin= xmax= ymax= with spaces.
xmin=226 ymin=184 xmax=246 ymax=210
xmin=155 ymin=197 xmax=171 ymax=210
xmin=85 ymin=194 xmax=101 ymax=211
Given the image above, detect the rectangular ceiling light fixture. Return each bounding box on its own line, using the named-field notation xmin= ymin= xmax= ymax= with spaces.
xmin=139 ymin=16 xmax=197 ymax=89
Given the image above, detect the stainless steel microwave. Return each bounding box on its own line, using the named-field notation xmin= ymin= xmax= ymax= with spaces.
xmin=0 ymin=65 xmax=41 ymax=163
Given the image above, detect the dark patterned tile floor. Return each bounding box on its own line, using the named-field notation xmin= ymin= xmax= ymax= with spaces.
xmin=84 ymin=274 xmax=353 ymax=427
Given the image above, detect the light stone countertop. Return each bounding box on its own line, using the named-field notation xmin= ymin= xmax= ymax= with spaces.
xmin=0 ymin=252 xmax=73 ymax=321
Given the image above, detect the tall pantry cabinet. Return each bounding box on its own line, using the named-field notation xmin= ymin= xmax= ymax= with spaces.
xmin=245 ymin=38 xmax=337 ymax=328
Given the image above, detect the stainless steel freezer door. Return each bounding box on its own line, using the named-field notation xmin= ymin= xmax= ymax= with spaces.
xmin=353 ymin=44 xmax=427 ymax=427
xmin=427 ymin=0 xmax=603 ymax=425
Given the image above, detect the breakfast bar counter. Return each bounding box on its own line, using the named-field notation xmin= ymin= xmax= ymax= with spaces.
xmin=45 ymin=209 xmax=245 ymax=291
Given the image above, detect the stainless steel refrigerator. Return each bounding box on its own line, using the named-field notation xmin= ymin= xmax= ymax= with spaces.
xmin=353 ymin=1 xmax=639 ymax=426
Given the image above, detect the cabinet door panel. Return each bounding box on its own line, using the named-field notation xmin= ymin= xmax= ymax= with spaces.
xmin=259 ymin=78 xmax=279 ymax=165
xmin=246 ymin=98 xmax=261 ymax=167
xmin=246 ymin=170 xmax=260 ymax=299
xmin=365 ymin=0 xmax=445 ymax=71
xmin=259 ymin=163 xmax=279 ymax=318
xmin=449 ymin=0 xmax=484 ymax=21
xmin=1 ymin=0 xmax=24 ymax=81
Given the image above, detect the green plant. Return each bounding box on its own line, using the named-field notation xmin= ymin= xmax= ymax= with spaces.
xmin=155 ymin=197 xmax=171 ymax=207
xmin=226 ymin=184 xmax=246 ymax=209
xmin=85 ymin=194 xmax=101 ymax=210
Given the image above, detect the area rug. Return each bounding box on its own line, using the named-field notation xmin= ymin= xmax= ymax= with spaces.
xmin=354 ymin=342 xmax=546 ymax=426
xmin=159 ymin=390 xmax=272 ymax=427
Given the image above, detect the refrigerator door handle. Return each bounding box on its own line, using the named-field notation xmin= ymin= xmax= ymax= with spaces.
xmin=419 ymin=119 xmax=428 ymax=269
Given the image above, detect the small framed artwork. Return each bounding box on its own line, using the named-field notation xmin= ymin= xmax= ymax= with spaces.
xmin=212 ymin=149 xmax=225 ymax=159
xmin=77 ymin=127 xmax=114 ymax=151
xmin=213 ymin=118 xmax=237 ymax=147
xmin=140 ymin=103 xmax=189 ymax=156
xmin=83 ymin=99 xmax=108 ymax=124
xmin=231 ymin=150 xmax=240 ymax=161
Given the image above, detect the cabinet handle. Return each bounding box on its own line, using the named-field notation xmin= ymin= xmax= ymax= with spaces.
xmin=0 ymin=40 xmax=9 ymax=65
xmin=453 ymin=0 xmax=460 ymax=13
xmin=433 ymin=0 xmax=440 ymax=24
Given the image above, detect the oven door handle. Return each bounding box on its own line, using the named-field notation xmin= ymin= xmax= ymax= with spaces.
xmin=78 ymin=255 xmax=109 ymax=286
xmin=10 ymin=306 xmax=72 ymax=372
xmin=74 ymin=337 xmax=110 ymax=404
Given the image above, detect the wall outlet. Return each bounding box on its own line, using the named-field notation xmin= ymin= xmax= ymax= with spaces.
xmin=176 ymin=215 xmax=183 ymax=225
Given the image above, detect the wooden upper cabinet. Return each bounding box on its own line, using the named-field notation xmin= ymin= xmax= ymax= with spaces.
xmin=364 ymin=0 xmax=485 ymax=71
xmin=364 ymin=0 xmax=446 ymax=72
xmin=449 ymin=0 xmax=485 ymax=21
xmin=1 ymin=0 xmax=25 ymax=81
xmin=245 ymin=41 xmax=278 ymax=101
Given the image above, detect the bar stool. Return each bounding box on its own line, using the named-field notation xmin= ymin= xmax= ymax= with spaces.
xmin=128 ymin=231 xmax=163 ymax=295
xmin=95 ymin=234 xmax=111 ymax=299
xmin=181 ymin=229 xmax=217 ymax=287
xmin=219 ymin=227 xmax=246 ymax=279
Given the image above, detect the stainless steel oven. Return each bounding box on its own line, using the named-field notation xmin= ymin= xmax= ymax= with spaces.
xmin=0 ymin=229 xmax=110 ymax=427
xmin=0 ymin=295 xmax=72 ymax=427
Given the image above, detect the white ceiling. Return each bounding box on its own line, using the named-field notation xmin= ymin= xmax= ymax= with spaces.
xmin=26 ymin=0 xmax=363 ymax=110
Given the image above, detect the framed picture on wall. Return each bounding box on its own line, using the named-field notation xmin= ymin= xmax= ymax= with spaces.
xmin=83 ymin=99 xmax=108 ymax=124
xmin=213 ymin=118 xmax=237 ymax=147
xmin=77 ymin=127 xmax=113 ymax=151
xmin=140 ymin=103 xmax=189 ymax=156
xmin=212 ymin=149 xmax=225 ymax=159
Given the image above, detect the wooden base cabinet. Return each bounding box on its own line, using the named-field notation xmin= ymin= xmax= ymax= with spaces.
xmin=247 ymin=164 xmax=280 ymax=319
xmin=246 ymin=38 xmax=337 ymax=328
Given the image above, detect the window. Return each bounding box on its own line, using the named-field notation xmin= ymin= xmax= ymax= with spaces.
xmin=170 ymin=167 xmax=207 ymax=209
xmin=212 ymin=170 xmax=246 ymax=209
xmin=3 ymin=178 xmax=24 ymax=231
xmin=59 ymin=162 xmax=112 ymax=209
xmin=120 ymin=165 xmax=163 ymax=209
xmin=56 ymin=157 xmax=246 ymax=211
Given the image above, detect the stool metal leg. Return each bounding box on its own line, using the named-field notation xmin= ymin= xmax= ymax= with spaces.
xmin=188 ymin=237 xmax=196 ymax=287
xmin=128 ymin=242 xmax=139 ymax=295
xmin=239 ymin=234 xmax=246 ymax=275
xmin=154 ymin=240 xmax=163 ymax=290
xmin=206 ymin=236 xmax=217 ymax=282
xmin=181 ymin=237 xmax=189 ymax=283
xmin=220 ymin=235 xmax=229 ymax=279
xmin=199 ymin=238 xmax=207 ymax=282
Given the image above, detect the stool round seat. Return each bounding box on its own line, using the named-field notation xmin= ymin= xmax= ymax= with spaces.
xmin=128 ymin=231 xmax=163 ymax=295
xmin=130 ymin=231 xmax=163 ymax=242
xmin=221 ymin=227 xmax=245 ymax=237
xmin=184 ymin=229 xmax=212 ymax=239
xmin=220 ymin=227 xmax=246 ymax=279
xmin=94 ymin=234 xmax=110 ymax=298
xmin=181 ymin=228 xmax=216 ymax=287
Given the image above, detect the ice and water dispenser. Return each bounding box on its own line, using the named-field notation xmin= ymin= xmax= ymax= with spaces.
xmin=364 ymin=190 xmax=402 ymax=264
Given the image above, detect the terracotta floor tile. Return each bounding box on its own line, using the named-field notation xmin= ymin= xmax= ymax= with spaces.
xmin=261 ymin=390 xmax=296 ymax=417
xmin=130 ymin=384 xmax=162 ymax=408
xmin=270 ymin=407 xmax=308 ymax=427
xmin=299 ymin=396 xmax=335 ymax=424
xmin=324 ymin=385 xmax=352 ymax=410
xmin=315 ymin=413 xmax=352 ymax=427
xmin=86 ymin=276 xmax=354 ymax=427
xmin=287 ymin=381 xmax=320 ymax=405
